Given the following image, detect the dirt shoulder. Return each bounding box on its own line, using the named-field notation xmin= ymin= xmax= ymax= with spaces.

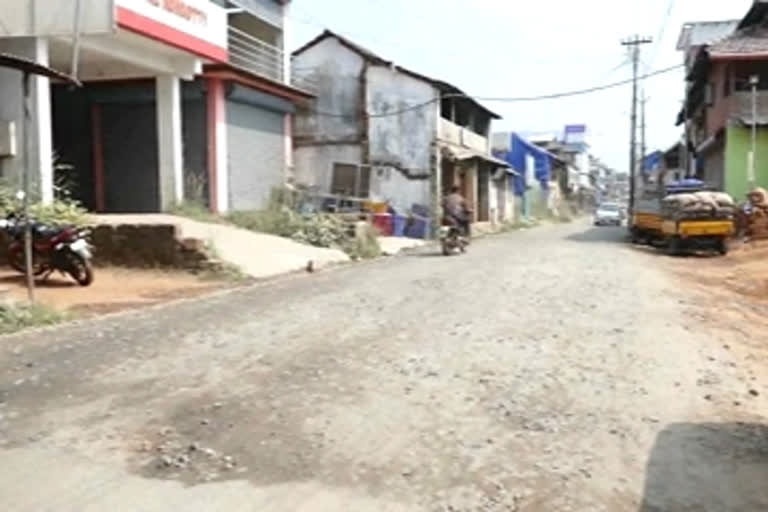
xmin=0 ymin=267 xmax=236 ymax=317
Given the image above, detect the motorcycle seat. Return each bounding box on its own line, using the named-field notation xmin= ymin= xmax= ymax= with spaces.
xmin=33 ymin=225 xmax=67 ymax=238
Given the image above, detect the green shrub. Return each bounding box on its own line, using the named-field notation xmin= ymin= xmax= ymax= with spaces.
xmin=0 ymin=303 xmax=67 ymax=335
xmin=170 ymin=201 xmax=220 ymax=224
xmin=0 ymin=182 xmax=87 ymax=227
xmin=228 ymin=207 xmax=381 ymax=259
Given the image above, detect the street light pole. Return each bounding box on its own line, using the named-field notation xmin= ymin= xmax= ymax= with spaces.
xmin=750 ymin=74 xmax=759 ymax=191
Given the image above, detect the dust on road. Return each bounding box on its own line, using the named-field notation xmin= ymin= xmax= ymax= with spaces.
xmin=0 ymin=222 xmax=767 ymax=511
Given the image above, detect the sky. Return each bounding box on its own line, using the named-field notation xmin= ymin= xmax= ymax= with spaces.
xmin=287 ymin=0 xmax=753 ymax=174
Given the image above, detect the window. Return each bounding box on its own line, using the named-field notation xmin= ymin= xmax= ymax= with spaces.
xmin=331 ymin=163 xmax=371 ymax=198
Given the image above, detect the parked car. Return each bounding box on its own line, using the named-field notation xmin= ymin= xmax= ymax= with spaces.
xmin=594 ymin=203 xmax=623 ymax=226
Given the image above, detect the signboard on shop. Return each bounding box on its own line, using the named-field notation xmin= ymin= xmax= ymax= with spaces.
xmin=564 ymin=124 xmax=587 ymax=145
xmin=115 ymin=0 xmax=228 ymax=61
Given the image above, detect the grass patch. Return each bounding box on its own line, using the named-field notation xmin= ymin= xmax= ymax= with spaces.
xmin=171 ymin=188 xmax=382 ymax=260
xmin=0 ymin=302 xmax=68 ymax=335
xmin=170 ymin=201 xmax=222 ymax=224
xmin=228 ymin=209 xmax=381 ymax=260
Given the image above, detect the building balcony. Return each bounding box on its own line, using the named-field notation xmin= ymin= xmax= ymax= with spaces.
xmin=438 ymin=118 xmax=489 ymax=154
xmin=729 ymin=90 xmax=768 ymax=124
xmin=228 ymin=25 xmax=284 ymax=82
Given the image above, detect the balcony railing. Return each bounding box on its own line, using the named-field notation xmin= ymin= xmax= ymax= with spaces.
xmin=731 ymin=90 xmax=768 ymax=122
xmin=228 ymin=26 xmax=284 ymax=82
xmin=439 ymin=118 xmax=489 ymax=153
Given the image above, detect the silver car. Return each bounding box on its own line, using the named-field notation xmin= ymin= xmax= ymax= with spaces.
xmin=594 ymin=203 xmax=623 ymax=226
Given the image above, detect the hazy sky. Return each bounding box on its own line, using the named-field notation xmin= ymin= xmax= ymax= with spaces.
xmin=288 ymin=0 xmax=753 ymax=173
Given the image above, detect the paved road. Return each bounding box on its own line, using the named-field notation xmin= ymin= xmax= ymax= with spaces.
xmin=1 ymin=221 xmax=767 ymax=511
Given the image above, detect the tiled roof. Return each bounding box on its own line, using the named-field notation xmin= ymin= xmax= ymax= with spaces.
xmin=677 ymin=20 xmax=739 ymax=50
xmin=710 ymin=25 xmax=768 ymax=55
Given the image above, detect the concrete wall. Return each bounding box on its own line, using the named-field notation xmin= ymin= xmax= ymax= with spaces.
xmin=700 ymin=138 xmax=725 ymax=192
xmin=293 ymin=144 xmax=362 ymax=191
xmin=293 ymin=38 xmax=364 ymax=145
xmin=0 ymin=37 xmax=52 ymax=202
xmin=707 ymin=62 xmax=730 ymax=137
xmin=293 ymin=38 xmax=366 ymax=191
xmin=366 ymin=64 xmax=437 ymax=213
xmin=0 ymin=223 xmax=211 ymax=270
xmin=293 ymin=38 xmax=443 ymax=215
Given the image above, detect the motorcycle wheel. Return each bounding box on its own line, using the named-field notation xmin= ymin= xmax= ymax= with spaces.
xmin=67 ymin=252 xmax=94 ymax=286
xmin=8 ymin=247 xmax=46 ymax=276
xmin=441 ymin=240 xmax=451 ymax=256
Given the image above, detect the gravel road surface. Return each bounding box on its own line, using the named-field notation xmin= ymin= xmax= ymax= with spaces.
xmin=1 ymin=221 xmax=767 ymax=511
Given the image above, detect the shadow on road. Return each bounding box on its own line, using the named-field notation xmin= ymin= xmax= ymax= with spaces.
xmin=566 ymin=226 xmax=627 ymax=244
xmin=638 ymin=422 xmax=768 ymax=511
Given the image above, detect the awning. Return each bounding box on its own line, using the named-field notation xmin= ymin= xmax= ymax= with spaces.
xmin=0 ymin=53 xmax=80 ymax=85
xmin=444 ymin=147 xmax=518 ymax=174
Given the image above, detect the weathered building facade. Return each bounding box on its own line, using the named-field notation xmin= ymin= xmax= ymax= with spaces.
xmin=291 ymin=30 xmax=509 ymax=228
xmin=0 ymin=0 xmax=309 ymax=213
xmin=677 ymin=3 xmax=768 ymax=199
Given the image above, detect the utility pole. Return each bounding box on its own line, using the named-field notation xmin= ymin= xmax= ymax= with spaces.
xmin=749 ymin=74 xmax=759 ymax=191
xmin=641 ymin=92 xmax=648 ymax=183
xmin=622 ymin=35 xmax=652 ymax=218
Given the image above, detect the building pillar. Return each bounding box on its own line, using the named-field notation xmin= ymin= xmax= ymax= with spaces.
xmin=284 ymin=113 xmax=293 ymax=184
xmin=430 ymin=144 xmax=442 ymax=238
xmin=206 ymin=77 xmax=228 ymax=213
xmin=156 ymin=75 xmax=183 ymax=210
xmin=0 ymin=37 xmax=53 ymax=203
xmin=467 ymin=163 xmax=479 ymax=222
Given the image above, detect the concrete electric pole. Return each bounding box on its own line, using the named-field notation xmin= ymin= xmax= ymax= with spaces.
xmin=622 ymin=35 xmax=652 ymax=217
xmin=641 ymin=92 xmax=648 ymax=183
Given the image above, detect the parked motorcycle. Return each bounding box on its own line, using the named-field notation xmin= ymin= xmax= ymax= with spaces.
xmin=0 ymin=213 xmax=94 ymax=286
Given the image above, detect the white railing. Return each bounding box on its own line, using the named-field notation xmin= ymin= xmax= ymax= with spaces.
xmin=461 ymin=129 xmax=489 ymax=153
xmin=228 ymin=26 xmax=284 ymax=82
xmin=439 ymin=118 xmax=462 ymax=145
xmin=439 ymin=118 xmax=489 ymax=153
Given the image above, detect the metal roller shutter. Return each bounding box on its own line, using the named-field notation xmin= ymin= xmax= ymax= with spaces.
xmin=226 ymin=101 xmax=285 ymax=211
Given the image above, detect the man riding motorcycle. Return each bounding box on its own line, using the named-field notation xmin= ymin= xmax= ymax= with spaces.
xmin=442 ymin=185 xmax=471 ymax=238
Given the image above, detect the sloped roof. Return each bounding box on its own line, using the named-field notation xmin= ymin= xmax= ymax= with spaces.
xmin=676 ymin=20 xmax=739 ymax=51
xmin=292 ymin=29 xmax=501 ymax=120
xmin=710 ymin=24 xmax=768 ymax=56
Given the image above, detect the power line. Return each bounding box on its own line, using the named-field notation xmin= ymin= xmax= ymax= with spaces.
xmin=302 ymin=64 xmax=683 ymax=118
xmin=650 ymin=0 xmax=676 ymax=67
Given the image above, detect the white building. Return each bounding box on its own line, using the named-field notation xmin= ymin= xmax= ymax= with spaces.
xmin=0 ymin=0 xmax=310 ymax=213
xmin=291 ymin=30 xmax=511 ymax=229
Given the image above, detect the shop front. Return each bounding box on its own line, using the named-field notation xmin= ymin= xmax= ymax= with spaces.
xmin=0 ymin=0 xmax=228 ymax=210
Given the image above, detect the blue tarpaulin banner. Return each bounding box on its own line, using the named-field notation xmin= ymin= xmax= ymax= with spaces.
xmin=643 ymin=151 xmax=663 ymax=174
xmin=494 ymin=133 xmax=552 ymax=197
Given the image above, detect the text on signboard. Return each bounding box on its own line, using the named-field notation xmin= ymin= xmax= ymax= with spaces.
xmin=147 ymin=0 xmax=208 ymax=26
